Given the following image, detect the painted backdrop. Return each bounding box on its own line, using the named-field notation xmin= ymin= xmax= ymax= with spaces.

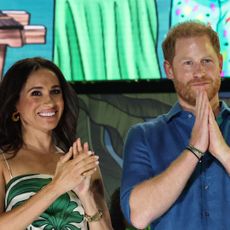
xmin=1 ymin=0 xmax=230 ymax=202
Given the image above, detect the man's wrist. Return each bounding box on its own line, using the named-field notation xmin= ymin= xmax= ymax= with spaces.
xmin=186 ymin=144 xmax=205 ymax=161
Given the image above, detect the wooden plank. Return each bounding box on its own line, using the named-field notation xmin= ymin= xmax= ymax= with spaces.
xmin=2 ymin=10 xmax=29 ymax=26
xmin=0 ymin=45 xmax=6 ymax=80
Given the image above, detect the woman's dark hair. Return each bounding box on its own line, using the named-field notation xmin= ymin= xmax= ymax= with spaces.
xmin=0 ymin=57 xmax=79 ymax=155
xmin=109 ymin=187 xmax=127 ymax=230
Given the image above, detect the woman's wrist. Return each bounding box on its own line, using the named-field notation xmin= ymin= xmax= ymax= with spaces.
xmin=47 ymin=179 xmax=64 ymax=198
xmin=84 ymin=209 xmax=103 ymax=223
xmin=79 ymin=191 xmax=99 ymax=215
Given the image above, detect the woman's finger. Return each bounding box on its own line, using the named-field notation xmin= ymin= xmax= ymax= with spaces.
xmin=77 ymin=138 xmax=83 ymax=153
xmin=59 ymin=147 xmax=73 ymax=163
xmin=83 ymin=142 xmax=89 ymax=154
xmin=73 ymin=155 xmax=99 ymax=175
xmin=72 ymin=140 xmax=78 ymax=158
xmin=81 ymin=167 xmax=97 ymax=177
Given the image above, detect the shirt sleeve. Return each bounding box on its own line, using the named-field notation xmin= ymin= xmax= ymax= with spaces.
xmin=120 ymin=123 xmax=154 ymax=224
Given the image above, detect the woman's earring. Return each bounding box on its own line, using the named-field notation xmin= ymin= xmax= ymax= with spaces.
xmin=12 ymin=112 xmax=20 ymax=122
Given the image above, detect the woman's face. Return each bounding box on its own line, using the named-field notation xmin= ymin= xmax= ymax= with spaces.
xmin=16 ymin=68 xmax=64 ymax=134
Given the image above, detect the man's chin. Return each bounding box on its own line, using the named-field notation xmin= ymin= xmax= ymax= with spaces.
xmin=181 ymin=94 xmax=196 ymax=107
xmin=187 ymin=99 xmax=196 ymax=106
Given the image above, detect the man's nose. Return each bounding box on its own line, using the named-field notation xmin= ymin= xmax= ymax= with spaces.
xmin=193 ymin=62 xmax=205 ymax=78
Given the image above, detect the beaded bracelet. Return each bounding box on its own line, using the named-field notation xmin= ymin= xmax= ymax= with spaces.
xmin=186 ymin=144 xmax=205 ymax=162
xmin=84 ymin=209 xmax=103 ymax=222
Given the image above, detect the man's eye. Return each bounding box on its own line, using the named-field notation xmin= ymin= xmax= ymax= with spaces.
xmin=51 ymin=89 xmax=62 ymax=95
xmin=202 ymin=59 xmax=212 ymax=64
xmin=184 ymin=60 xmax=193 ymax=65
xmin=31 ymin=91 xmax=41 ymax=96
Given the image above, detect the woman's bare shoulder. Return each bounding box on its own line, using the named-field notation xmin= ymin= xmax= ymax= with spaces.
xmin=0 ymin=152 xmax=9 ymax=185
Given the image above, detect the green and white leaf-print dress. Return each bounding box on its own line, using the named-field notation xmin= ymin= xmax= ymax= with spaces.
xmin=5 ymin=174 xmax=88 ymax=230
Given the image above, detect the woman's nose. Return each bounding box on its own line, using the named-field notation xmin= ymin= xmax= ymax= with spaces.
xmin=43 ymin=95 xmax=54 ymax=105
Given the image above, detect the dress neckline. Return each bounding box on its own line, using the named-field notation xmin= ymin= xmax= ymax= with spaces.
xmin=5 ymin=173 xmax=53 ymax=188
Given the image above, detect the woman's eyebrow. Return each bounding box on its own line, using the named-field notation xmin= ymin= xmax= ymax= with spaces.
xmin=27 ymin=86 xmax=43 ymax=93
xmin=27 ymin=85 xmax=61 ymax=93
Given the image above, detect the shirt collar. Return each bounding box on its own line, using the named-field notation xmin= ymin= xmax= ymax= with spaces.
xmin=164 ymin=100 xmax=230 ymax=123
xmin=216 ymin=101 xmax=230 ymax=125
xmin=165 ymin=102 xmax=183 ymax=122
xmin=219 ymin=100 xmax=230 ymax=114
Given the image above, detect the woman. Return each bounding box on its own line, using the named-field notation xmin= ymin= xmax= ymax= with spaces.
xmin=0 ymin=57 xmax=112 ymax=229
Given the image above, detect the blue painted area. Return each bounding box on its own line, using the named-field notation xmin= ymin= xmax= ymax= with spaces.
xmin=0 ymin=0 xmax=54 ymax=74
xmin=1 ymin=0 xmax=229 ymax=79
xmin=104 ymin=129 xmax=123 ymax=168
xmin=156 ymin=0 xmax=171 ymax=78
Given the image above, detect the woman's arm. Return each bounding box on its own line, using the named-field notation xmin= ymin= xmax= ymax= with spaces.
xmin=0 ymin=161 xmax=61 ymax=230
xmin=0 ymin=149 xmax=99 ymax=230
xmin=78 ymin=167 xmax=113 ymax=230
xmin=71 ymin=138 xmax=113 ymax=230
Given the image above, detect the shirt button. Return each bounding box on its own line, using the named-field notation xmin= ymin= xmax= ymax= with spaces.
xmin=204 ymin=185 xmax=209 ymax=190
xmin=204 ymin=211 xmax=209 ymax=217
xmin=188 ymin=114 xmax=192 ymax=118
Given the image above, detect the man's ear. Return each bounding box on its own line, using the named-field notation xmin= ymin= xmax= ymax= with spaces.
xmin=218 ymin=54 xmax=223 ymax=75
xmin=164 ymin=60 xmax=174 ymax=80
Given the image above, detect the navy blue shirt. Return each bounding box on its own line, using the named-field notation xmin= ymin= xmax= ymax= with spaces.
xmin=120 ymin=101 xmax=230 ymax=230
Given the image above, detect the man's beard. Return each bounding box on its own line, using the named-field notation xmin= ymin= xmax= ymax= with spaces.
xmin=173 ymin=77 xmax=221 ymax=106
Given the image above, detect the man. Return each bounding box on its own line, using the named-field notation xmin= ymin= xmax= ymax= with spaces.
xmin=120 ymin=20 xmax=230 ymax=230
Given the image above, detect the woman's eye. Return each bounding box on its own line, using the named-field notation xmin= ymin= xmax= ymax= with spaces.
xmin=51 ymin=88 xmax=62 ymax=95
xmin=31 ymin=91 xmax=41 ymax=96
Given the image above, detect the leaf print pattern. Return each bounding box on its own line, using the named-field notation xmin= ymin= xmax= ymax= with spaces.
xmin=5 ymin=174 xmax=87 ymax=230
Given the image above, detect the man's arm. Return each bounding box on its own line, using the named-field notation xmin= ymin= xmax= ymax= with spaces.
xmin=129 ymin=149 xmax=198 ymax=229
xmin=208 ymin=107 xmax=230 ymax=173
xmin=121 ymin=91 xmax=210 ymax=229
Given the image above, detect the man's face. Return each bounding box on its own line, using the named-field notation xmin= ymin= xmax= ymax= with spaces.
xmin=164 ymin=35 xmax=222 ymax=107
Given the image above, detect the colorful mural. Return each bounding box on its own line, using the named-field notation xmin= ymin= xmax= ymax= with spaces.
xmin=54 ymin=0 xmax=160 ymax=81
xmin=1 ymin=0 xmax=230 ymax=79
xmin=1 ymin=0 xmax=230 ymax=202
xmin=171 ymin=0 xmax=230 ymax=77
xmin=0 ymin=10 xmax=46 ymax=79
